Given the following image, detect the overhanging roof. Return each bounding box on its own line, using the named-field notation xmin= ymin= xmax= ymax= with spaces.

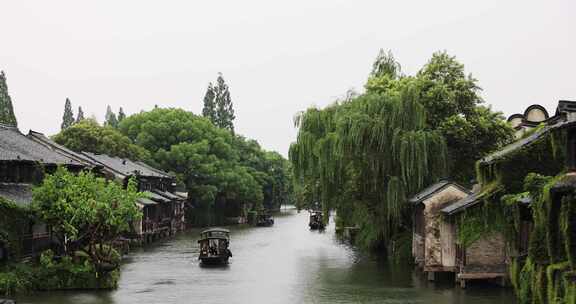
xmin=408 ymin=180 xmax=470 ymax=204
xmin=137 ymin=197 xmax=158 ymax=206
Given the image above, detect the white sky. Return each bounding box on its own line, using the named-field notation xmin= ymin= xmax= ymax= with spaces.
xmin=1 ymin=0 xmax=575 ymax=156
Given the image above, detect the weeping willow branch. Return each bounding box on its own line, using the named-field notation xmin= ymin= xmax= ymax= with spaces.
xmin=290 ymin=87 xmax=448 ymax=248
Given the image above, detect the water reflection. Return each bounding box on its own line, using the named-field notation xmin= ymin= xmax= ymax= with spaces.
xmin=16 ymin=207 xmax=516 ymax=304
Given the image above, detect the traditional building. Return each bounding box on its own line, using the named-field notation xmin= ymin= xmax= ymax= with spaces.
xmin=0 ymin=124 xmax=88 ymax=260
xmin=443 ymin=100 xmax=576 ymax=289
xmin=441 ymin=192 xmax=509 ymax=288
xmin=507 ymin=104 xmax=550 ymax=138
xmin=81 ymin=152 xmax=185 ymax=243
xmin=409 ymin=181 xmax=470 ymax=280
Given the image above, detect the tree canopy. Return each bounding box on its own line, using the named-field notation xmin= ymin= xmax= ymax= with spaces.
xmin=61 ymin=98 xmax=75 ymax=130
xmin=76 ymin=106 xmax=85 ymax=123
xmin=119 ymin=107 xmax=291 ymax=223
xmin=104 ymin=105 xmax=118 ymax=128
xmin=202 ymin=73 xmax=235 ymax=132
xmin=32 ymin=167 xmax=143 ymax=272
xmin=290 ymin=89 xmax=447 ymax=248
xmin=365 ymin=50 xmax=514 ymax=184
xmin=290 ymin=50 xmax=514 ymax=250
xmin=53 ymin=119 xmax=151 ymax=161
xmin=0 ymin=71 xmax=17 ymax=126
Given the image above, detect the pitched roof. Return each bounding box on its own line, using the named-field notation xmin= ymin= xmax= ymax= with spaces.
xmin=145 ymin=191 xmax=171 ymax=203
xmin=408 ymin=180 xmax=470 ymax=204
xmin=26 ymin=131 xmax=101 ymax=168
xmin=0 ymin=183 xmax=34 ymax=207
xmin=441 ymin=192 xmax=483 ymax=215
xmin=137 ymin=197 xmax=158 ymax=206
xmin=153 ymin=190 xmax=182 ymax=200
xmin=441 ymin=183 xmax=504 ymax=215
xmin=82 ymin=152 xmax=170 ymax=179
xmin=0 ymin=124 xmax=82 ymax=166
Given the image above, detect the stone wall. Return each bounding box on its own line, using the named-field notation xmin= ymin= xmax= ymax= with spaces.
xmin=466 ymin=233 xmax=507 ymax=268
xmin=423 ymin=185 xmax=469 ymax=268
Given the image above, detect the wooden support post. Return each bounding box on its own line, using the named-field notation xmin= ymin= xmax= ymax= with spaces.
xmin=427 ymin=272 xmax=435 ymax=282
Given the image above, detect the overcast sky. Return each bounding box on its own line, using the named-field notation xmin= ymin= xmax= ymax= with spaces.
xmin=1 ymin=0 xmax=574 ymax=156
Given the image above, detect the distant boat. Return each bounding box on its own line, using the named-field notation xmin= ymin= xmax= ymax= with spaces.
xmin=198 ymin=228 xmax=232 ymax=265
xmin=309 ymin=210 xmax=325 ymax=230
xmin=256 ymin=211 xmax=274 ymax=227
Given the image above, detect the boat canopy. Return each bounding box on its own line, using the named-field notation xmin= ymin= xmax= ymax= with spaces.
xmin=199 ymin=228 xmax=230 ymax=240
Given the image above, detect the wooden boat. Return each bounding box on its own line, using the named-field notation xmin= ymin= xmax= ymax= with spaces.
xmin=198 ymin=228 xmax=232 ymax=265
xmin=309 ymin=211 xmax=325 ymax=230
xmin=256 ymin=212 xmax=274 ymax=227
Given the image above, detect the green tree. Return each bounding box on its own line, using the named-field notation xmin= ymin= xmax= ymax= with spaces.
xmin=202 ymin=82 xmax=217 ymax=123
xmin=53 ymin=119 xmax=150 ymax=161
xmin=214 ymin=73 xmax=235 ymax=132
xmin=76 ymin=106 xmax=85 ymax=123
xmin=0 ymin=71 xmax=18 ymax=126
xmin=118 ymin=107 xmax=292 ymax=224
xmin=33 ymin=167 xmax=142 ymax=273
xmin=104 ymin=105 xmax=118 ymax=128
xmin=290 ymin=88 xmax=448 ymax=249
xmin=61 ymin=98 xmax=75 ymax=130
xmin=371 ymin=49 xmax=401 ymax=79
xmin=366 ymin=50 xmax=514 ymax=184
xmin=117 ymin=107 xmax=126 ymax=123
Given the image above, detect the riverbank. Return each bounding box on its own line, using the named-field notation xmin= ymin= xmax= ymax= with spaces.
xmin=0 ymin=250 xmax=119 ymax=296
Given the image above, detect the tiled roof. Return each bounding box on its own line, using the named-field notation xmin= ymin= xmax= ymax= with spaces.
xmin=137 ymin=197 xmax=158 ymax=206
xmin=441 ymin=192 xmax=483 ymax=215
xmin=82 ymin=152 xmax=170 ymax=179
xmin=145 ymin=191 xmax=170 ymax=203
xmin=0 ymin=124 xmax=82 ymax=166
xmin=408 ymin=180 xmax=470 ymax=204
xmin=0 ymin=183 xmax=34 ymax=207
xmin=27 ymin=131 xmax=101 ymax=168
xmin=153 ymin=190 xmax=182 ymax=200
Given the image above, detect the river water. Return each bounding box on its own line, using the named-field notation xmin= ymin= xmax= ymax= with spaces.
xmin=16 ymin=207 xmax=516 ymax=304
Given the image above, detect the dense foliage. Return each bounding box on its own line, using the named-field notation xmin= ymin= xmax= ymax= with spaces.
xmin=53 ymin=119 xmax=151 ymax=161
xmin=366 ymin=50 xmax=514 ymax=184
xmin=469 ymin=126 xmax=576 ymax=304
xmin=0 ymin=71 xmax=18 ymax=126
xmin=119 ymin=107 xmax=292 ymax=224
xmin=0 ymin=197 xmax=32 ymax=261
xmin=290 ymin=89 xmax=448 ymax=249
xmin=32 ymin=167 xmax=142 ymax=274
xmin=290 ymin=50 xmax=513 ymax=251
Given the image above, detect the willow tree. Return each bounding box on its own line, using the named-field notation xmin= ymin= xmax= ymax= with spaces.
xmin=290 ymin=87 xmax=447 ymax=249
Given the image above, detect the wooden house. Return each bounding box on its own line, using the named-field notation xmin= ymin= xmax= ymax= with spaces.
xmin=0 ymin=124 xmax=91 ymax=260
xmin=81 ymin=152 xmax=185 ymax=243
xmin=409 ymin=180 xmax=471 ymax=280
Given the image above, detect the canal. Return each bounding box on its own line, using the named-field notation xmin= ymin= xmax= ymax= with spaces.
xmin=16 ymin=207 xmax=516 ymax=304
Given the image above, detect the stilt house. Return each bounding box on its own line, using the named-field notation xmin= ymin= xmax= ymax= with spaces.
xmin=409 ymin=181 xmax=470 ymax=278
